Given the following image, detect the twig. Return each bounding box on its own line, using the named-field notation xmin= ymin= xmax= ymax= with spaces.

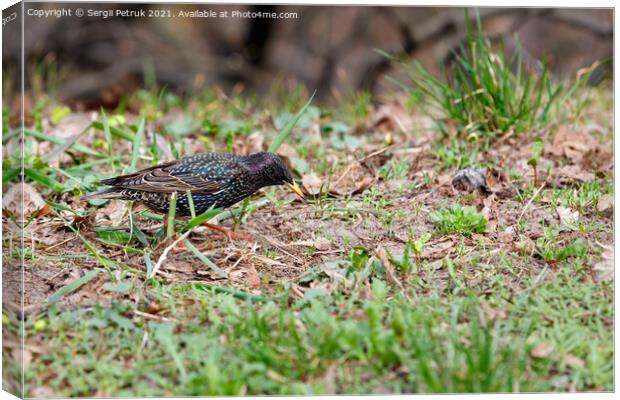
xmin=149 ymin=230 xmax=191 ymax=279
xmin=45 ymin=237 xmax=76 ymax=252
xmin=517 ymin=182 xmax=546 ymax=223
xmin=255 ymin=233 xmax=303 ymax=263
xmin=360 ymin=144 xmax=396 ymax=163
xmin=133 ymin=309 xmax=177 ymax=322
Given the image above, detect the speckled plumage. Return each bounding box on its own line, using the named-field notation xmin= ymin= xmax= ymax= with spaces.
xmin=86 ymin=152 xmax=297 ymax=216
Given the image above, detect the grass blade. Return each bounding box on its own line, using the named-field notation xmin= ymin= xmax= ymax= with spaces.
xmin=48 ymin=268 xmax=103 ymax=303
xmin=268 ymin=90 xmax=316 ymax=153
xmin=181 ymin=207 xmax=223 ymax=232
xmin=130 ymin=117 xmax=145 ymax=171
xmin=186 ymin=190 xmax=196 ymax=219
xmin=144 ymin=251 xmax=154 ymax=277
xmin=153 ymin=322 xmax=188 ymax=383
xmin=3 ymin=168 xmax=20 ymax=184
xmin=166 ymin=192 xmax=177 ymax=239
xmin=91 ymin=121 xmax=135 ymax=141
xmin=21 ymin=128 xmax=102 ymax=157
xmin=24 ymin=168 xmax=64 ymax=192
xmin=100 ymin=109 xmax=114 ymax=167
xmin=181 ymin=239 xmax=228 ymax=278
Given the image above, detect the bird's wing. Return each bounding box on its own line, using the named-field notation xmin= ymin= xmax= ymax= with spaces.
xmin=100 ymin=160 xmax=224 ymax=194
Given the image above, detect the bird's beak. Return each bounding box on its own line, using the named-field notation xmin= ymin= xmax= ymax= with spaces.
xmin=286 ymin=181 xmax=305 ymax=198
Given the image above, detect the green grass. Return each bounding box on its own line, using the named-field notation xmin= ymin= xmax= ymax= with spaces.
xmin=14 ymin=255 xmax=612 ymax=396
xmin=431 ymin=205 xmax=488 ymax=237
xmin=384 ymin=10 xmax=595 ymax=141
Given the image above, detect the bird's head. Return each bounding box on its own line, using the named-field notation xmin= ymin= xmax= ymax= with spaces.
xmin=243 ymin=152 xmax=304 ymax=198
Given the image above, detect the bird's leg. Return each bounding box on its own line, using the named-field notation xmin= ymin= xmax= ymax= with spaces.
xmin=202 ymin=222 xmax=254 ymax=242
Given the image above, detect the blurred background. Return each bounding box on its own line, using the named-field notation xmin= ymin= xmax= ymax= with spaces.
xmin=2 ymin=3 xmax=613 ymax=110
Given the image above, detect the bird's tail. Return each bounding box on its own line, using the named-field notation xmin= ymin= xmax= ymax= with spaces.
xmin=81 ymin=187 xmax=124 ymax=200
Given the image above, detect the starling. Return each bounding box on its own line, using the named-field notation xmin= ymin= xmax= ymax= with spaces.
xmin=84 ymin=152 xmax=304 ymax=238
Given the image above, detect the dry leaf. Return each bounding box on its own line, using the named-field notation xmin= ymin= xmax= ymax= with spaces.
xmin=369 ymin=98 xmax=429 ymax=134
xmin=330 ymin=162 xmax=375 ymax=196
xmin=266 ymin=370 xmax=285 ymax=383
xmin=314 ymin=237 xmax=331 ymax=251
xmin=481 ymin=194 xmax=498 ymax=221
xmin=2 ymin=183 xmax=47 ymax=221
xmin=531 ymin=343 xmax=554 ymax=358
xmin=246 ymin=131 xmax=264 ymax=154
xmin=30 ymin=387 xmax=55 ymax=398
xmin=592 ymin=243 xmax=613 ymax=282
xmin=597 ymin=194 xmax=613 ymax=212
xmin=480 ymin=303 xmax=508 ymax=324
xmin=276 ymin=143 xmax=298 ymax=160
xmin=49 ymin=112 xmax=94 ymax=136
xmin=245 ymin=265 xmax=261 ymax=290
xmin=421 ymin=238 xmax=454 ymax=259
xmin=546 ymin=126 xmax=600 ymax=164
xmin=289 ymin=237 xmax=331 ymax=251
xmin=552 ymin=165 xmax=595 ymax=184
xmin=437 ymin=173 xmax=453 ymax=187
xmin=564 ymin=354 xmax=585 ymax=368
xmin=95 ymin=199 xmax=127 ymax=226
xmin=581 ymin=147 xmax=613 ymax=171
xmin=301 ymin=172 xmax=324 ymax=195
xmin=11 ymin=347 xmax=33 ymax=368
xmin=498 ymin=226 xmax=515 ymax=244
xmin=233 ymin=131 xmax=264 ymax=155
xmin=556 ymin=206 xmax=579 ymax=224
xmin=320 ymin=363 xmax=339 ymax=394
xmin=44 ymin=112 xmax=96 ymax=166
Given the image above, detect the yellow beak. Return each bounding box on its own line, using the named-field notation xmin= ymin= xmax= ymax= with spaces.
xmin=286 ymin=181 xmax=305 ymax=198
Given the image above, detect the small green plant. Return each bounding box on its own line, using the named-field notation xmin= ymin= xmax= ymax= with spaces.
xmin=527 ymin=137 xmax=544 ymax=186
xmin=536 ymin=235 xmax=588 ymax=263
xmin=387 ymin=234 xmax=429 ymax=282
xmin=378 ymin=159 xmax=409 ymax=181
xmin=431 ymin=205 xmax=488 ymax=237
xmin=348 ymin=246 xmax=369 ymax=273
xmin=383 ymin=9 xmax=594 ymax=141
xmin=386 ymin=242 xmax=414 ymax=282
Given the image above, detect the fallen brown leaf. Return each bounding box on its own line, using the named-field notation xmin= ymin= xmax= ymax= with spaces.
xmin=421 ymin=238 xmax=454 ymax=259
xmin=314 ymin=237 xmax=331 ymax=251
xmin=43 ymin=112 xmax=96 ymax=166
xmin=552 ymin=165 xmax=595 ymax=184
xmin=556 ymin=206 xmax=579 ymax=225
xmin=95 ymin=199 xmax=128 ymax=226
xmin=581 ymin=147 xmax=613 ymax=171
xmin=245 ymin=265 xmax=261 ymax=290
xmin=234 ymin=131 xmax=265 ymax=155
xmin=564 ymin=354 xmax=585 ymax=368
xmin=289 ymin=237 xmax=331 ymax=251
xmin=531 ymin=342 xmax=554 ymax=358
xmin=480 ymin=303 xmax=508 ymax=324
xmin=11 ymin=347 xmax=33 ymax=368
xmin=301 ymin=172 xmax=324 ymax=195
xmin=276 ymin=143 xmax=298 ymax=160
xmin=2 ymin=183 xmax=47 ymax=221
xmin=592 ymin=243 xmax=613 ymax=283
xmin=330 ymin=161 xmax=375 ymax=196
xmin=546 ymin=126 xmax=601 ymax=165
xmin=597 ymin=194 xmax=613 ymax=212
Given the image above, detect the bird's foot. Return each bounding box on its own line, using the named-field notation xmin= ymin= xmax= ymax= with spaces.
xmin=202 ymin=222 xmax=254 ymax=242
